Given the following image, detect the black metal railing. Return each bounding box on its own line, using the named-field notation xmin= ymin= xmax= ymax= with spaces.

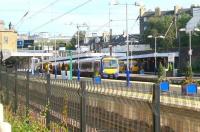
xmin=1 ymin=66 xmax=200 ymax=132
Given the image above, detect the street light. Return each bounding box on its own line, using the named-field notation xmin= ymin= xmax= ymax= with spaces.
xmin=77 ymin=23 xmax=89 ymax=81
xmin=130 ymin=40 xmax=139 ymax=68
xmin=179 ymin=27 xmax=200 ymax=67
xmin=147 ymin=35 xmax=165 ymax=74
xmin=54 ymin=34 xmax=57 ymax=79
xmin=112 ymin=0 xmax=140 ymax=86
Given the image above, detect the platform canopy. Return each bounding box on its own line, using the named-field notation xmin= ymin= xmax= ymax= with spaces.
xmin=11 ymin=52 xmax=53 ymax=57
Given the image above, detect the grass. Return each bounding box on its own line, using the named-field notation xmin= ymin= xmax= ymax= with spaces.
xmin=4 ymin=106 xmax=49 ymax=132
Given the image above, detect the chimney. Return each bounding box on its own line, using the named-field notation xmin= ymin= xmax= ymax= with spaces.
xmin=155 ymin=7 xmax=161 ymax=16
xmin=9 ymin=22 xmax=12 ymax=30
xmin=174 ymin=5 xmax=181 ymax=15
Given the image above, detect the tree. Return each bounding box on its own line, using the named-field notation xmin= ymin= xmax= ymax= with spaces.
xmin=144 ymin=15 xmax=176 ymax=50
xmin=143 ymin=12 xmax=192 ymax=50
xmin=66 ymin=31 xmax=86 ymax=50
xmin=177 ymin=13 xmax=192 ymax=47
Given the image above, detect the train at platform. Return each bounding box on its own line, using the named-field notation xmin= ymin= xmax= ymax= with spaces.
xmin=38 ymin=56 xmax=120 ymax=79
xmin=36 ymin=52 xmax=179 ymax=77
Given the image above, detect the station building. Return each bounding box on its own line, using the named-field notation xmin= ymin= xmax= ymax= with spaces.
xmin=0 ymin=20 xmax=17 ymax=52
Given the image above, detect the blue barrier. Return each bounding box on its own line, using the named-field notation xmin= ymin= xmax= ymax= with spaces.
xmin=182 ymin=83 xmax=197 ymax=95
xmin=160 ymin=81 xmax=169 ymax=92
xmin=93 ymin=76 xmax=101 ymax=84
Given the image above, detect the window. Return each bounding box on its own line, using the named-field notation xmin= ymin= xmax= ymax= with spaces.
xmin=103 ymin=60 xmax=118 ymax=69
xmin=3 ymin=36 xmax=8 ymax=44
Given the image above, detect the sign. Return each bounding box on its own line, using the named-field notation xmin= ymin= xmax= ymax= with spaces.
xmin=59 ymin=47 xmax=66 ymax=51
xmin=17 ymin=40 xmax=24 ymax=48
xmin=24 ymin=40 xmax=34 ymax=48
xmin=168 ymin=54 xmax=174 ymax=62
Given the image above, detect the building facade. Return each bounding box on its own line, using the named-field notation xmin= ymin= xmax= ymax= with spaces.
xmin=0 ymin=30 xmax=17 ymax=52
xmin=0 ymin=20 xmax=17 ymax=52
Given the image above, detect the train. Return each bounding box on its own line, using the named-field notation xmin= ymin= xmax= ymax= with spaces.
xmin=36 ymin=56 xmax=120 ymax=79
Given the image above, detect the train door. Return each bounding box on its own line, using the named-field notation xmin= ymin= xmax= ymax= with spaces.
xmin=94 ymin=60 xmax=100 ymax=76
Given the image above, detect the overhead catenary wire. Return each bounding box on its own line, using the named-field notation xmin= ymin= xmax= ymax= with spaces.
xmin=130 ymin=16 xmax=140 ymax=33
xmin=27 ymin=0 xmax=61 ymax=19
xmin=14 ymin=11 xmax=29 ymax=28
xmin=16 ymin=0 xmax=61 ymax=30
xmin=90 ymin=21 xmax=110 ymax=33
xmin=31 ymin=0 xmax=92 ymax=32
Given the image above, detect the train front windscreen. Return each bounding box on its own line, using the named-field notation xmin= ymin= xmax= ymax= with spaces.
xmin=103 ymin=60 xmax=118 ymax=69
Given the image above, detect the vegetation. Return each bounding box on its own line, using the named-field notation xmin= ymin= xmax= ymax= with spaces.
xmin=182 ymin=62 xmax=196 ymax=85
xmin=185 ymin=62 xmax=193 ymax=80
xmin=168 ymin=63 xmax=173 ymax=72
xmin=192 ymin=60 xmax=200 ymax=72
xmin=5 ymin=107 xmax=48 ymax=132
xmin=158 ymin=63 xmax=167 ymax=82
xmin=143 ymin=12 xmax=200 ymax=50
xmin=66 ymin=31 xmax=86 ymax=50
xmin=4 ymin=104 xmax=68 ymax=132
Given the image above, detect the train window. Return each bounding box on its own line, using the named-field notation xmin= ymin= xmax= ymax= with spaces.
xmin=80 ymin=62 xmax=92 ymax=70
xmin=103 ymin=60 xmax=118 ymax=68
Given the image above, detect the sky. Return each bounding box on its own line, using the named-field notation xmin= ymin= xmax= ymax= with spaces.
xmin=0 ymin=0 xmax=199 ymax=36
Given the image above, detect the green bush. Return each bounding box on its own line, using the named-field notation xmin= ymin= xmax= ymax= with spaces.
xmin=168 ymin=63 xmax=173 ymax=72
xmin=182 ymin=62 xmax=195 ymax=85
xmin=158 ymin=63 xmax=167 ymax=82
xmin=192 ymin=60 xmax=200 ymax=73
xmin=5 ymin=107 xmax=48 ymax=132
xmin=185 ymin=62 xmax=193 ymax=79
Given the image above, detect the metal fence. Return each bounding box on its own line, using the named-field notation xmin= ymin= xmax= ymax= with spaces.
xmin=1 ymin=67 xmax=200 ymax=132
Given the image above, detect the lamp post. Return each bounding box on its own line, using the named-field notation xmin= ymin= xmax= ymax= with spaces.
xmin=77 ymin=23 xmax=89 ymax=81
xmin=112 ymin=1 xmax=140 ymax=86
xmin=147 ymin=35 xmax=165 ymax=74
xmin=130 ymin=40 xmax=138 ymax=68
xmin=179 ymin=28 xmax=200 ymax=67
xmin=54 ymin=34 xmax=57 ymax=79
xmin=67 ymin=50 xmax=73 ymax=80
xmin=77 ymin=25 xmax=80 ymax=81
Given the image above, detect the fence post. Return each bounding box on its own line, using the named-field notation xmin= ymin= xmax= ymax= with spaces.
xmin=152 ymin=83 xmax=160 ymax=132
xmin=26 ymin=57 xmax=30 ymax=118
xmin=14 ymin=64 xmax=18 ymax=113
xmin=0 ymin=63 xmax=2 ymax=91
xmin=46 ymin=73 xmax=51 ymax=130
xmin=5 ymin=68 xmax=9 ymax=105
xmin=80 ymin=81 xmax=86 ymax=132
